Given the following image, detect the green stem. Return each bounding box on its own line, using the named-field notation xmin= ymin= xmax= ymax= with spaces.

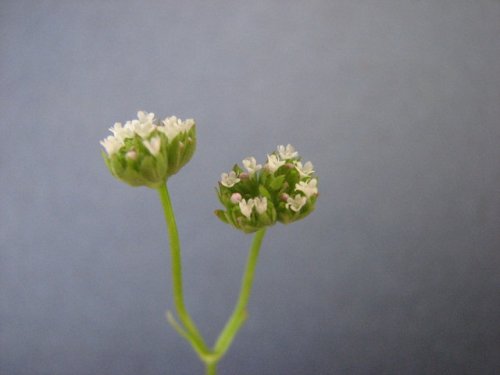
xmin=206 ymin=362 xmax=217 ymax=375
xmin=157 ymin=183 xmax=209 ymax=355
xmin=213 ymin=228 xmax=267 ymax=357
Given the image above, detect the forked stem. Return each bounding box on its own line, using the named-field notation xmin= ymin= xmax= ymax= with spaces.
xmin=158 ymin=183 xmax=267 ymax=375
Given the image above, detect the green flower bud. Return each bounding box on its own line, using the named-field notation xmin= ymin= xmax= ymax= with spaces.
xmin=100 ymin=111 xmax=196 ymax=188
xmin=215 ymin=144 xmax=318 ymax=233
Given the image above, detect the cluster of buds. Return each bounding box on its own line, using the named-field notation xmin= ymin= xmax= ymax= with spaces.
xmin=215 ymin=144 xmax=318 ymax=233
xmin=100 ymin=111 xmax=196 ymax=188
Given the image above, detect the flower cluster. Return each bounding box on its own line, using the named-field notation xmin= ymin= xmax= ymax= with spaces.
xmin=215 ymin=144 xmax=318 ymax=233
xmin=100 ymin=111 xmax=196 ymax=188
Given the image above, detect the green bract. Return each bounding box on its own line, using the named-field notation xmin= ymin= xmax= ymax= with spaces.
xmin=100 ymin=112 xmax=196 ymax=189
xmin=215 ymin=145 xmax=318 ymax=233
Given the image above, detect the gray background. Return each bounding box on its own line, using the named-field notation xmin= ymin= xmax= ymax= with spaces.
xmin=1 ymin=1 xmax=499 ymax=374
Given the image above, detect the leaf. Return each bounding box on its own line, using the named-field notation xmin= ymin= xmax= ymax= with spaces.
xmin=232 ymin=164 xmax=243 ymax=174
xmin=269 ymin=175 xmax=286 ymax=190
xmin=258 ymin=185 xmax=271 ymax=199
xmin=140 ymin=156 xmax=158 ymax=181
xmin=214 ymin=210 xmax=228 ymax=223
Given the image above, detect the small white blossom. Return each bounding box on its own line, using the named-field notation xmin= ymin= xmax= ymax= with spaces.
xmin=123 ymin=120 xmax=134 ymax=129
xmin=242 ymin=157 xmax=262 ymax=174
xmin=266 ymin=154 xmax=285 ymax=173
xmin=277 ymin=144 xmax=299 ymax=160
xmin=132 ymin=119 xmax=156 ymax=138
xmin=143 ymin=136 xmax=162 ymax=156
xmin=109 ymin=122 xmax=135 ymax=142
xmin=295 ymin=178 xmax=318 ymax=198
xmin=286 ymin=194 xmax=307 ymax=212
xmin=295 ymin=161 xmax=315 ymax=177
xmin=137 ymin=111 xmax=155 ymax=124
xmin=100 ymin=135 xmax=124 ymax=156
xmin=123 ymin=120 xmax=135 ymax=136
xmin=220 ymin=171 xmax=240 ymax=187
xmin=183 ymin=118 xmax=195 ymax=131
xmin=160 ymin=116 xmax=195 ymax=140
xmin=230 ymin=192 xmax=242 ymax=204
xmin=109 ymin=122 xmax=123 ymax=135
xmin=254 ymin=197 xmax=267 ymax=214
xmin=239 ymin=198 xmax=255 ymax=219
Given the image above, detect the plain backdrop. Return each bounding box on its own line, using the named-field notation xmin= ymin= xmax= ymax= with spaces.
xmin=1 ymin=1 xmax=500 ymax=374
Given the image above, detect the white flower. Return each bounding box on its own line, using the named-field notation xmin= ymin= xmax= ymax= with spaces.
xmin=123 ymin=120 xmax=134 ymax=129
xmin=295 ymin=161 xmax=314 ymax=177
xmin=277 ymin=144 xmax=298 ymax=160
xmin=239 ymin=198 xmax=255 ymax=219
xmin=109 ymin=122 xmax=135 ymax=142
xmin=137 ymin=111 xmax=155 ymax=124
xmin=266 ymin=154 xmax=285 ymax=173
xmin=160 ymin=116 xmax=195 ymax=140
xmin=220 ymin=171 xmax=240 ymax=187
xmin=295 ymin=178 xmax=318 ymax=198
xmin=242 ymin=157 xmax=262 ymax=174
xmin=286 ymin=194 xmax=307 ymax=212
xmin=131 ymin=119 xmax=156 ymax=138
xmin=182 ymin=118 xmax=195 ymax=131
xmin=230 ymin=192 xmax=242 ymax=204
xmin=100 ymin=135 xmax=124 ymax=156
xmin=254 ymin=197 xmax=267 ymax=214
xmin=161 ymin=116 xmax=181 ymax=139
xmin=143 ymin=136 xmax=162 ymax=156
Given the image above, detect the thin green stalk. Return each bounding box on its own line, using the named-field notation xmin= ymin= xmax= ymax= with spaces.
xmin=213 ymin=228 xmax=267 ymax=357
xmin=206 ymin=362 xmax=217 ymax=375
xmin=157 ymin=183 xmax=209 ymax=355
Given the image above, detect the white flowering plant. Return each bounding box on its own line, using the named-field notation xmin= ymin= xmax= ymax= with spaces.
xmin=100 ymin=112 xmax=318 ymax=375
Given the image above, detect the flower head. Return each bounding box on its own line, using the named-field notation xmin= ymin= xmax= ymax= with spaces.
xmin=100 ymin=111 xmax=196 ymax=188
xmin=215 ymin=144 xmax=318 ymax=232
